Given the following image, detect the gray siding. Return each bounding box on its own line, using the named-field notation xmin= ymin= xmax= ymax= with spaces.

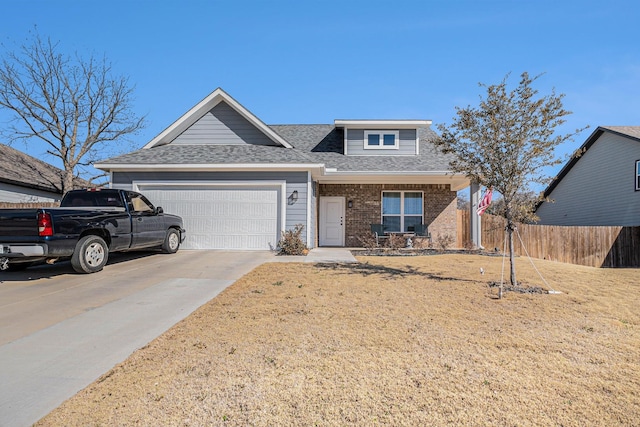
xmin=536 ymin=132 xmax=640 ymax=226
xmin=112 ymin=171 xmax=310 ymax=243
xmin=0 ymin=182 xmax=61 ymax=203
xmin=172 ymin=101 xmax=275 ymax=146
xmin=346 ymin=129 xmax=417 ymax=156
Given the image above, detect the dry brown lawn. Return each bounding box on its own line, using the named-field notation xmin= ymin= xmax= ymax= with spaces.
xmin=37 ymin=254 xmax=640 ymax=426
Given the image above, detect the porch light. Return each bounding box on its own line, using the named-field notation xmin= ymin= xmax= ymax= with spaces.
xmin=288 ymin=190 xmax=299 ymax=205
xmin=348 ymin=200 xmax=353 ymax=208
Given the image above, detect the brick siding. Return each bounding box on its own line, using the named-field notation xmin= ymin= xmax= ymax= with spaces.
xmin=319 ymin=184 xmax=457 ymax=247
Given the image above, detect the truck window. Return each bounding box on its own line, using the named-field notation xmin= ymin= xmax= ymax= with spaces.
xmin=68 ymin=197 xmax=88 ymax=207
xmin=129 ymin=192 xmax=155 ymax=213
xmin=61 ymin=190 xmax=124 ymax=208
xmin=102 ymin=195 xmax=124 ymax=207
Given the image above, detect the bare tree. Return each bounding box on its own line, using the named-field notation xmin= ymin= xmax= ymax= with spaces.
xmin=435 ymin=72 xmax=585 ymax=298
xmin=0 ymin=32 xmax=145 ymax=191
xmin=457 ymin=191 xmax=470 ymax=210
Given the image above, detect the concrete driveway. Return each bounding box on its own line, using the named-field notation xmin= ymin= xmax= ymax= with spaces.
xmin=0 ymin=250 xmax=277 ymax=427
xmin=0 ymin=248 xmax=356 ymax=427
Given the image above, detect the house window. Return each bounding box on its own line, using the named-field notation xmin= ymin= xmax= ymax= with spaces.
xmin=382 ymin=191 xmax=423 ymax=232
xmin=364 ymin=131 xmax=399 ymax=149
xmin=636 ymin=160 xmax=640 ymax=191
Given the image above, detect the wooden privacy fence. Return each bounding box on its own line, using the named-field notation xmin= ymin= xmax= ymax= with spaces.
xmin=457 ymin=210 xmax=640 ymax=268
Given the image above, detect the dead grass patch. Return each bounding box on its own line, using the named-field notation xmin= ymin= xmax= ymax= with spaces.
xmin=37 ymin=255 xmax=640 ymax=426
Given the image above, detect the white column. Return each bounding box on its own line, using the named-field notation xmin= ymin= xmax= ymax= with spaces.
xmin=470 ymin=182 xmax=482 ymax=249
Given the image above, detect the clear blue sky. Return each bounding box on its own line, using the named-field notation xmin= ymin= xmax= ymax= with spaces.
xmin=2 ymin=0 xmax=639 ymax=186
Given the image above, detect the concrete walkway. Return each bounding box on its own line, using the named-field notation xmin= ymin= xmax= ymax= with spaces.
xmin=273 ymin=247 xmax=358 ymax=263
xmin=0 ymin=248 xmax=357 ymax=427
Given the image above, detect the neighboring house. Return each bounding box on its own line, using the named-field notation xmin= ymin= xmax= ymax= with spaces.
xmin=536 ymin=126 xmax=640 ymax=226
xmin=0 ymin=143 xmax=89 ymax=204
xmin=95 ymin=88 xmax=470 ymax=250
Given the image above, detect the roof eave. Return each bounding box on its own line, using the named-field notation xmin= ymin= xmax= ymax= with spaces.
xmin=94 ymin=163 xmax=325 ymax=173
xmin=318 ymin=170 xmax=469 ymax=190
xmin=0 ymin=177 xmax=62 ymax=194
xmin=334 ymin=119 xmax=432 ymax=129
xmin=94 ymin=162 xmax=469 ymax=190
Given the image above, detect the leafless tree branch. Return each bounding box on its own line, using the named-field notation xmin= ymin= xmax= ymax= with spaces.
xmin=0 ymin=30 xmax=146 ymax=191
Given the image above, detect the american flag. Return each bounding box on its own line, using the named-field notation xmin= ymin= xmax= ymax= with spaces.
xmin=476 ymin=187 xmax=493 ymax=216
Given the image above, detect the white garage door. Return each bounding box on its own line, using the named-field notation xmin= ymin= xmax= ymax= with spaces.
xmin=138 ymin=184 xmax=280 ymax=250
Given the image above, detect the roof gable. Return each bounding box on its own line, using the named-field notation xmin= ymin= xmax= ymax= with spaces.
xmin=541 ymin=126 xmax=640 ymax=200
xmin=144 ymin=88 xmax=293 ymax=149
xmin=171 ymin=101 xmax=277 ymax=146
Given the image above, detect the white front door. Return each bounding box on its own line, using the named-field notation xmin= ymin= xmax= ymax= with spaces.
xmin=319 ymin=197 xmax=345 ymax=246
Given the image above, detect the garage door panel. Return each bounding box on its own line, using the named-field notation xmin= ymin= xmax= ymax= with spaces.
xmin=210 ymin=203 xmax=275 ymax=218
xmin=139 ymin=185 xmax=279 ymax=250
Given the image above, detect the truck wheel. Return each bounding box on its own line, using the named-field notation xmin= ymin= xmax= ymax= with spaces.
xmin=71 ymin=235 xmax=109 ymax=273
xmin=162 ymin=229 xmax=181 ymax=254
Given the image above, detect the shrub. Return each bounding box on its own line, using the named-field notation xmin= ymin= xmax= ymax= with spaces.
xmin=386 ymin=234 xmax=407 ymax=249
xmin=412 ymin=236 xmax=432 ymax=249
xmin=277 ymin=224 xmax=307 ymax=255
xmin=435 ymin=233 xmax=455 ymax=252
xmin=358 ymin=233 xmax=379 ymax=249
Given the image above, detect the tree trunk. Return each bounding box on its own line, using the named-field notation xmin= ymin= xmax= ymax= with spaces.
xmin=63 ymin=168 xmax=75 ymax=193
xmin=500 ymin=205 xmax=518 ymax=299
xmin=508 ymin=221 xmax=517 ymax=289
xmin=498 ymin=220 xmax=518 ymax=299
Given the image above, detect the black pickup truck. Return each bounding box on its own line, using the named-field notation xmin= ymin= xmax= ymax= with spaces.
xmin=0 ymin=189 xmax=185 ymax=273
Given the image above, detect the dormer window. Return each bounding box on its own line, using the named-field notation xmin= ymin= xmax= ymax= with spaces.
xmin=364 ymin=131 xmax=399 ymax=150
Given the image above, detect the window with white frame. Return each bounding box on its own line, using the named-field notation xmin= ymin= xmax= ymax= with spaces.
xmin=382 ymin=191 xmax=423 ymax=232
xmin=364 ymin=130 xmax=399 ymax=149
xmin=636 ymin=160 xmax=640 ymax=191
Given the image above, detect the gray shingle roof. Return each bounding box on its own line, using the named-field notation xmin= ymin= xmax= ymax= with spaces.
xmin=271 ymin=125 xmax=455 ymax=171
xmin=103 ymin=142 xmax=315 ymax=165
xmin=0 ymin=144 xmax=89 ymax=193
xmin=102 ymin=124 xmax=455 ymax=173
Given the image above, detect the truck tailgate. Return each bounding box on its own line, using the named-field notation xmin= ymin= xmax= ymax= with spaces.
xmin=0 ymin=209 xmax=40 ymax=237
